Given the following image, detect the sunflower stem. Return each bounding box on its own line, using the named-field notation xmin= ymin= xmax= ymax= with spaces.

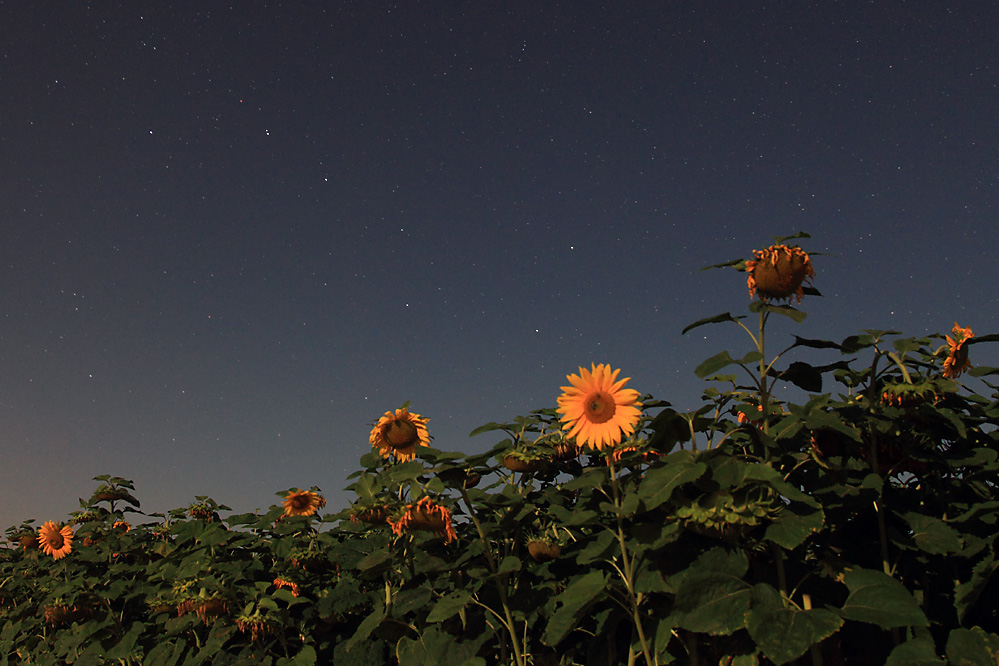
xmin=609 ymin=459 xmax=654 ymax=666
xmin=758 ymin=310 xmax=770 ymax=432
xmin=459 ymin=486 xmax=526 ymax=666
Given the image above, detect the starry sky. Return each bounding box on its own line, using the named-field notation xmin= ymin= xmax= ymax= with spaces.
xmin=2 ymin=2 xmax=997 ymax=531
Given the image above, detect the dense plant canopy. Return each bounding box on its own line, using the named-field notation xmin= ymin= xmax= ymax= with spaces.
xmin=3 ymin=234 xmax=999 ymax=665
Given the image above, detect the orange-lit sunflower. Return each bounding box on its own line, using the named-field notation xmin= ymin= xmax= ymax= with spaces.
xmin=943 ymin=322 xmax=974 ymax=378
xmin=369 ymin=408 xmax=430 ymax=461
xmin=272 ymin=578 xmax=300 ymax=597
xmin=388 ymin=496 xmax=457 ymax=543
xmin=37 ymin=521 xmax=74 ymax=560
xmin=557 ymin=363 xmax=642 ymax=451
xmin=282 ymin=490 xmax=326 ymax=517
xmin=746 ymin=244 xmax=815 ymax=302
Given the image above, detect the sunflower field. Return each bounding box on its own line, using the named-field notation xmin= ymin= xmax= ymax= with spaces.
xmin=3 ymin=234 xmax=999 ymax=665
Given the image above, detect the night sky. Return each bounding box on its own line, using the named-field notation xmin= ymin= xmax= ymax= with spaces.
xmin=3 ymin=2 xmax=997 ymax=531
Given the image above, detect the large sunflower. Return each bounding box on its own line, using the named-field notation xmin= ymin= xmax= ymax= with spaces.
xmin=943 ymin=322 xmax=974 ymax=378
xmin=557 ymin=363 xmax=642 ymax=450
xmin=746 ymin=244 xmax=815 ymax=302
xmin=37 ymin=521 xmax=73 ymax=560
xmin=282 ymin=490 xmax=326 ymax=517
xmin=369 ymin=408 xmax=430 ymax=461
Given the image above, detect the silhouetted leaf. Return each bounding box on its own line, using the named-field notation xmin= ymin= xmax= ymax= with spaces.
xmin=682 ymin=312 xmax=744 ymax=334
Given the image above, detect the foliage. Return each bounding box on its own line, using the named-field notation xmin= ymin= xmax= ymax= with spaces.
xmin=3 ymin=238 xmax=999 ymax=665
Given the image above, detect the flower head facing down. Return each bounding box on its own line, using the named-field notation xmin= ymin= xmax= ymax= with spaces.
xmin=388 ymin=496 xmax=457 ymax=543
xmin=369 ymin=408 xmax=430 ymax=461
xmin=282 ymin=490 xmax=326 ymax=518
xmin=272 ymin=578 xmax=301 ymax=597
xmin=557 ymin=363 xmax=642 ymax=451
xmin=37 ymin=521 xmax=73 ymax=560
xmin=746 ymin=244 xmax=815 ymax=302
xmin=944 ymin=322 xmax=974 ymax=378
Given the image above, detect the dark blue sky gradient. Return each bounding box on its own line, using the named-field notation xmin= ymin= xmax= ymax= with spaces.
xmin=2 ymin=2 xmax=997 ymax=529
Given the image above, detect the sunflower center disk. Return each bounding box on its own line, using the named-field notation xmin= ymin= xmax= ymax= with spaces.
xmin=385 ymin=420 xmax=418 ymax=448
xmin=50 ymin=534 xmax=64 ymax=549
xmin=584 ymin=391 xmax=617 ymax=424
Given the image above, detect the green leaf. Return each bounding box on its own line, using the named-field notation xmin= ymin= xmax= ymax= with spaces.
xmin=277 ymin=645 xmax=318 ymax=666
xmin=143 ymin=641 xmax=186 ymax=666
xmin=672 ymin=549 xmax=752 ymax=635
xmin=648 ymin=408 xmax=692 ymax=452
xmin=637 ymin=452 xmax=706 ymax=511
xmin=903 ymin=512 xmax=963 ymax=554
xmin=357 ymin=549 xmax=393 ymax=573
xmin=681 ymin=312 xmax=743 ymax=335
xmin=426 ymin=590 xmax=473 ymax=623
xmin=497 ymin=555 xmax=522 ymax=575
xmin=542 ymin=570 xmax=607 ymax=646
xmin=840 ymin=568 xmax=928 ymax=628
xmin=393 ymin=587 xmax=433 ymax=617
xmin=102 ymin=622 xmax=144 ymax=660
xmin=698 ymin=257 xmax=746 ymax=271
xmin=746 ymin=584 xmax=843 ymax=665
xmin=884 ymin=637 xmax=945 ymax=666
xmin=468 ymin=422 xmax=512 ymax=437
xmin=749 ymin=300 xmax=807 ymax=323
xmin=695 ymin=350 xmax=763 ymax=379
xmin=576 ymin=529 xmax=616 ymax=565
xmin=777 ymin=361 xmax=822 ymax=392
xmin=345 ymin=607 xmax=386 ymax=652
xmin=791 ymin=335 xmax=845 ymax=350
xmin=955 ymin=550 xmax=998 ymax=624
xmin=765 ymin=500 xmax=825 ymax=550
xmin=946 ymin=627 xmax=999 ymax=666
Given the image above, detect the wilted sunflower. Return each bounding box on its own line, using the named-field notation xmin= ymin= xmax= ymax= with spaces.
xmin=37 ymin=521 xmax=74 ymax=560
xmin=557 ymin=363 xmax=642 ymax=450
xmin=944 ymin=322 xmax=974 ymax=378
xmin=272 ymin=578 xmax=301 ymax=597
xmin=746 ymin=244 xmax=815 ymax=302
xmin=369 ymin=408 xmax=430 ymax=461
xmin=282 ymin=490 xmax=326 ymax=517
xmin=388 ymin=496 xmax=457 ymax=543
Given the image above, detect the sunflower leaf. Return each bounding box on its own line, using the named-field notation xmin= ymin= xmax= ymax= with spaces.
xmin=542 ymin=570 xmax=607 ymax=646
xmin=749 ymin=301 xmax=808 ymax=323
xmin=682 ymin=312 xmax=744 ymax=335
xmin=698 ymin=258 xmax=746 ymax=271
xmin=839 ymin=568 xmax=928 ymax=628
xmin=695 ymin=350 xmax=762 ymax=378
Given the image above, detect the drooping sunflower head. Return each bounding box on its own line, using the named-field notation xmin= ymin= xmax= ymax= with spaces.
xmin=282 ymin=489 xmax=326 ymax=518
xmin=369 ymin=408 xmax=430 ymax=461
xmin=387 ymin=496 xmax=457 ymax=543
xmin=37 ymin=521 xmax=74 ymax=560
xmin=745 ymin=244 xmax=815 ymax=302
xmin=943 ymin=322 xmax=974 ymax=378
xmin=557 ymin=363 xmax=642 ymax=451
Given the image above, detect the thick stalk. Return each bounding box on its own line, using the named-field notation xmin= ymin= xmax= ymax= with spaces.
xmin=758 ymin=310 xmax=770 ymax=431
xmin=460 ymin=487 xmax=526 ymax=666
xmin=609 ymin=460 xmax=654 ymax=665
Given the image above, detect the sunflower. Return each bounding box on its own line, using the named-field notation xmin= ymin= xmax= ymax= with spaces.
xmin=369 ymin=408 xmax=430 ymax=461
xmin=388 ymin=496 xmax=457 ymax=543
xmin=557 ymin=363 xmax=642 ymax=450
xmin=37 ymin=521 xmax=74 ymax=560
xmin=282 ymin=490 xmax=326 ymax=517
xmin=272 ymin=578 xmax=300 ymax=597
xmin=943 ymin=322 xmax=974 ymax=378
xmin=746 ymin=244 xmax=815 ymax=302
